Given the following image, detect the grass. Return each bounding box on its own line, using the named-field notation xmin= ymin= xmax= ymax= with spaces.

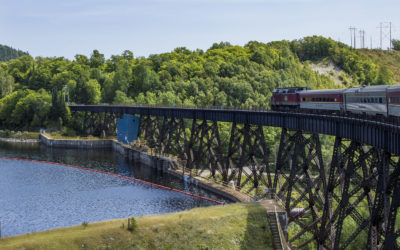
xmin=0 ymin=203 xmax=273 ymax=250
xmin=44 ymin=132 xmax=115 ymax=141
xmin=0 ymin=130 xmax=40 ymax=140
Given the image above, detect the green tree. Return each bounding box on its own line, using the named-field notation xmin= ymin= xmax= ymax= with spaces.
xmin=392 ymin=39 xmax=400 ymax=51
xmin=89 ymin=50 xmax=105 ymax=68
xmin=113 ymin=90 xmax=135 ymax=104
xmin=0 ymin=44 xmax=29 ymax=62
xmin=83 ymin=79 xmax=101 ymax=104
xmin=376 ymin=66 xmax=394 ymax=85
xmin=8 ymin=89 xmax=51 ymax=128
xmin=0 ymin=69 xmax=14 ymax=97
xmin=75 ymin=54 xmax=90 ymax=65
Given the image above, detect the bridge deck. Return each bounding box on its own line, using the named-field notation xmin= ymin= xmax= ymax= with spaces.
xmin=69 ymin=105 xmax=400 ymax=156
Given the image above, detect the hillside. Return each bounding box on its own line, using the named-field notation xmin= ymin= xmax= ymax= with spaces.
xmin=359 ymin=49 xmax=400 ymax=83
xmin=0 ymin=45 xmax=28 ymax=62
xmin=0 ymin=36 xmax=397 ymax=132
xmin=0 ymin=203 xmax=273 ymax=250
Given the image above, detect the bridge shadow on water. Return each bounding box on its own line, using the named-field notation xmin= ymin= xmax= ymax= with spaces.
xmin=240 ymin=202 xmax=274 ymax=250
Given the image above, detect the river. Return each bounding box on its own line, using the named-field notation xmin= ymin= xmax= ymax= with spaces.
xmin=0 ymin=141 xmax=227 ymax=237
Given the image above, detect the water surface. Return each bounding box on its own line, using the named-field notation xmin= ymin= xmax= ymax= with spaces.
xmin=0 ymin=142 xmax=226 ymax=237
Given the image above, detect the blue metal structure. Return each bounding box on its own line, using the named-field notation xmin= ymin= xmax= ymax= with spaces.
xmin=117 ymin=114 xmax=140 ymax=144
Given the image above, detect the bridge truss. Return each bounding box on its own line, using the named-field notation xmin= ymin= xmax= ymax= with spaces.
xmin=72 ymin=106 xmax=400 ymax=249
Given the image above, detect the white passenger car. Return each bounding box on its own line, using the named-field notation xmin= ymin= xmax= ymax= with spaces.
xmin=344 ymin=85 xmax=389 ymax=117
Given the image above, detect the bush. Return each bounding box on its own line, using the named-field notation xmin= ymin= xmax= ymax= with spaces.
xmin=127 ymin=217 xmax=138 ymax=232
xmin=393 ymin=39 xmax=400 ymax=51
xmin=62 ymin=127 xmax=77 ymax=137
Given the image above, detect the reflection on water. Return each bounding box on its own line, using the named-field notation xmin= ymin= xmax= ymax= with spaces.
xmin=0 ymin=142 xmax=227 ymax=237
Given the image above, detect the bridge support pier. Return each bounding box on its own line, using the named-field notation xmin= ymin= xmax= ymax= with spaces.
xmin=81 ymin=111 xmax=117 ymax=137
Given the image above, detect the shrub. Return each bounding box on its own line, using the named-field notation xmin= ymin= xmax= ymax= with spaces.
xmin=127 ymin=217 xmax=138 ymax=232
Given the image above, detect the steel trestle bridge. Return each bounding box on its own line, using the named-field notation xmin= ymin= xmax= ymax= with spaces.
xmin=70 ymin=104 xmax=400 ymax=249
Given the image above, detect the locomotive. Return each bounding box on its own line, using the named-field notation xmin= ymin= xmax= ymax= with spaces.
xmin=270 ymin=85 xmax=400 ymax=118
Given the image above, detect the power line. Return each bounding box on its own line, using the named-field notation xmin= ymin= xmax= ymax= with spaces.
xmin=377 ymin=22 xmax=393 ymax=50
xmin=349 ymin=26 xmax=356 ymax=48
xmin=359 ymin=30 xmax=365 ymax=48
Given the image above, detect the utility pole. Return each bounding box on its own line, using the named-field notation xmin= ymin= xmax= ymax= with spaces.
xmin=377 ymin=21 xmax=394 ymax=50
xmin=349 ymin=27 xmax=353 ymax=48
xmin=359 ymin=30 xmax=365 ymax=48
xmin=379 ymin=22 xmax=383 ymax=49
xmin=389 ymin=22 xmax=392 ymax=50
xmin=354 ymin=27 xmax=357 ymax=48
xmin=364 ymin=30 xmax=366 ymax=48
xmin=349 ymin=27 xmax=356 ymax=48
xmin=370 ymin=36 xmax=373 ymax=49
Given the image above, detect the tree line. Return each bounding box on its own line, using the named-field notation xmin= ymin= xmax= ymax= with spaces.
xmin=0 ymin=36 xmax=395 ymax=132
xmin=0 ymin=45 xmax=29 ymax=62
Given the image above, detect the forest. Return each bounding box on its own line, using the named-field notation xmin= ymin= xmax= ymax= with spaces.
xmin=0 ymin=36 xmax=396 ymax=132
xmin=0 ymin=44 xmax=29 ymax=62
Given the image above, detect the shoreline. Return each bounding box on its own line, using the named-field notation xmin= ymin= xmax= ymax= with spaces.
xmin=0 ymin=137 xmax=40 ymax=143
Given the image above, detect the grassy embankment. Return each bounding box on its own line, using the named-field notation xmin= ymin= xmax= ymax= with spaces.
xmin=359 ymin=49 xmax=400 ymax=83
xmin=0 ymin=130 xmax=39 ymax=140
xmin=0 ymin=203 xmax=273 ymax=250
xmin=43 ymin=131 xmax=115 ymax=140
xmin=0 ymin=130 xmax=115 ymax=141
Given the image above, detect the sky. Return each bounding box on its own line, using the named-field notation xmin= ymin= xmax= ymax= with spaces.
xmin=1 ymin=0 xmax=400 ymax=59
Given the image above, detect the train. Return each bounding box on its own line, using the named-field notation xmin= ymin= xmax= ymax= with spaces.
xmin=270 ymin=85 xmax=400 ymax=118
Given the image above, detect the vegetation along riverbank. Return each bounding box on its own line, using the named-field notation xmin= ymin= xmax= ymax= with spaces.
xmin=0 ymin=203 xmax=273 ymax=250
